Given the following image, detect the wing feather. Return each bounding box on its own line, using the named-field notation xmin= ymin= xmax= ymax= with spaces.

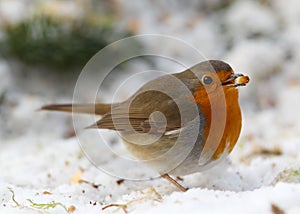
xmin=88 ymin=90 xmax=200 ymax=134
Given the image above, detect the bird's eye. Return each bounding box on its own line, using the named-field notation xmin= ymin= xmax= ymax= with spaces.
xmin=202 ymin=76 xmax=213 ymax=85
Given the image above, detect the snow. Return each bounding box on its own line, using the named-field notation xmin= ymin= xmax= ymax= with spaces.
xmin=0 ymin=0 xmax=29 ymax=26
xmin=225 ymin=1 xmax=279 ymax=41
xmin=1 ymin=0 xmax=300 ymax=213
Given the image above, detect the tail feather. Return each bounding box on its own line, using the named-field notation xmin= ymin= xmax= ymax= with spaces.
xmin=40 ymin=103 xmax=112 ymax=115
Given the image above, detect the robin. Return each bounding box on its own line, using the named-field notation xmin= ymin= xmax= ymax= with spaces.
xmin=41 ymin=60 xmax=249 ymax=192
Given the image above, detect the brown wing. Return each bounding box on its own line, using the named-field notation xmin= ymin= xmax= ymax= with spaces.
xmin=88 ymin=90 xmax=199 ymax=134
xmin=88 ymin=90 xmax=181 ymax=133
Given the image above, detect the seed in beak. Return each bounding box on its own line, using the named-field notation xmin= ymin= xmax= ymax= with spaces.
xmin=222 ymin=73 xmax=250 ymax=87
xmin=235 ymin=75 xmax=250 ymax=86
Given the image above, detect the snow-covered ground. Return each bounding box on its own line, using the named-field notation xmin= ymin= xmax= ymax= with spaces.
xmin=1 ymin=0 xmax=300 ymax=213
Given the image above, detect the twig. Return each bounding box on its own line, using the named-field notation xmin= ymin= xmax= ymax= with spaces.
xmin=102 ymin=203 xmax=128 ymax=213
xmin=7 ymin=187 xmax=20 ymax=207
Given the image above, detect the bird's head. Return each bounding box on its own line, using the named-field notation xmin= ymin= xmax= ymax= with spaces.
xmin=189 ymin=60 xmax=249 ymax=106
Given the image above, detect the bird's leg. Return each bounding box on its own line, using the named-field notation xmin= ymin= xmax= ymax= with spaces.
xmin=161 ymin=174 xmax=188 ymax=192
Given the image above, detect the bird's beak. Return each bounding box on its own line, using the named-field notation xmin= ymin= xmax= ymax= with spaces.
xmin=222 ymin=73 xmax=250 ymax=87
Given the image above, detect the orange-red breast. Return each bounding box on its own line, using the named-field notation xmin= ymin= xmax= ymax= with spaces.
xmin=41 ymin=60 xmax=250 ymax=191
